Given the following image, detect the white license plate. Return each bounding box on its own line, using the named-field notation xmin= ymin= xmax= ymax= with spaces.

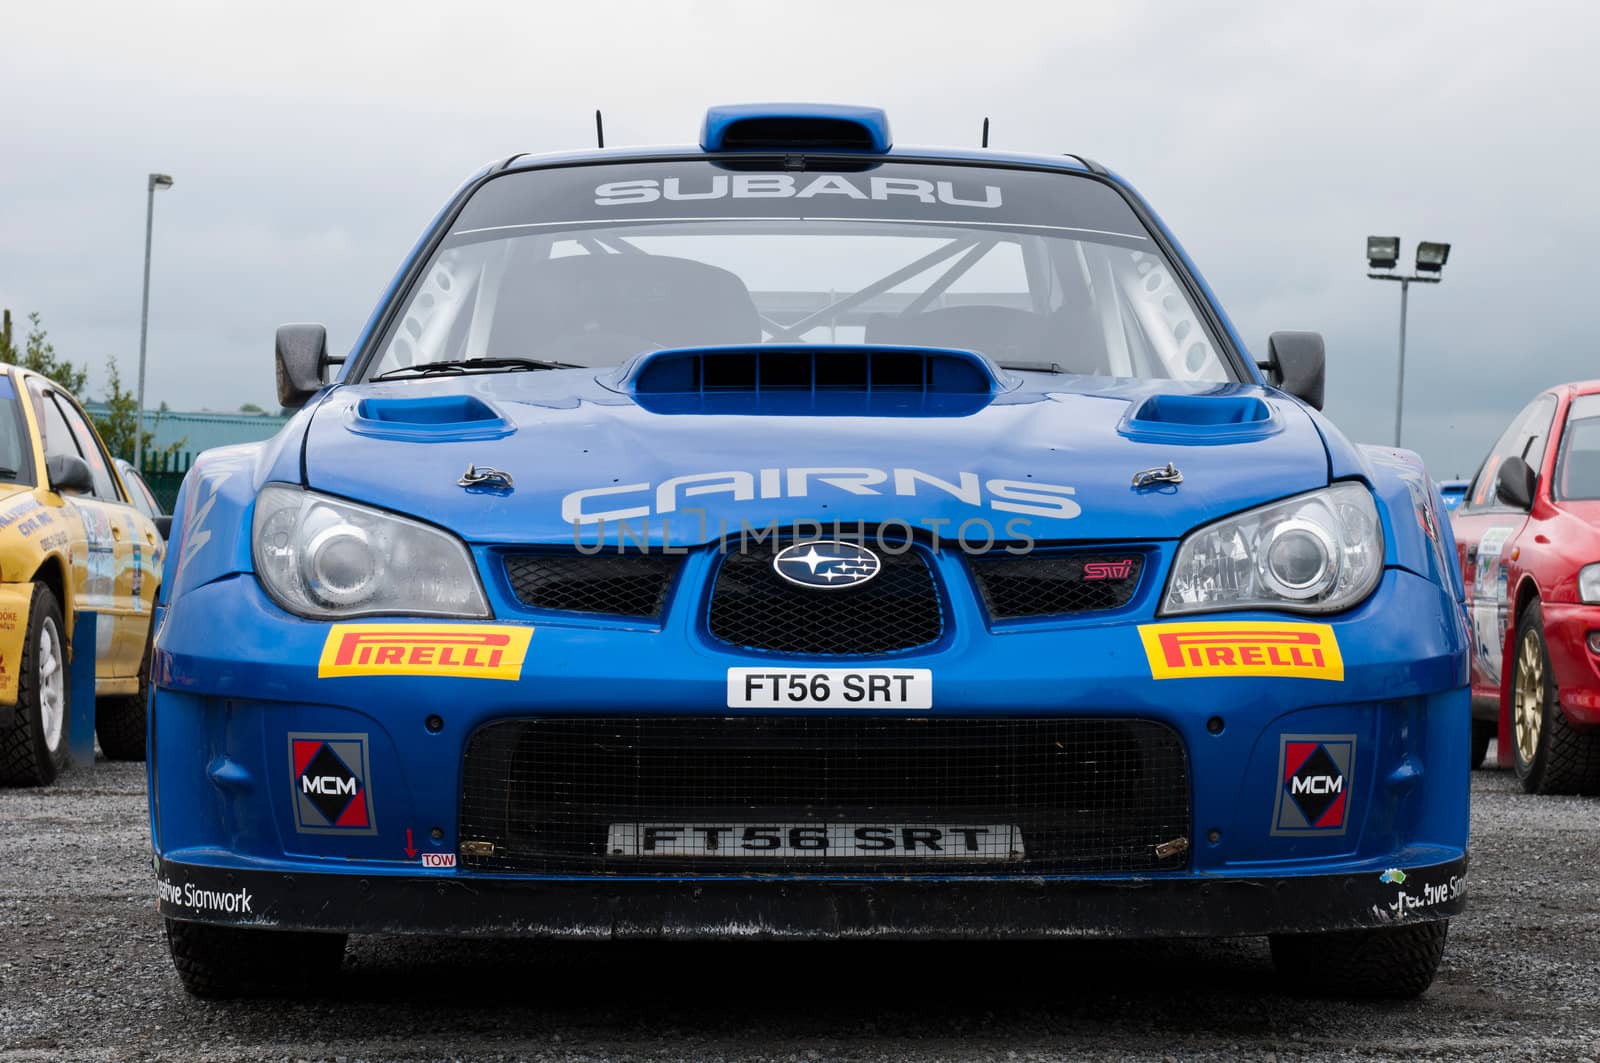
xmin=727 ymin=667 xmax=932 ymax=708
xmin=607 ymin=823 xmax=1023 ymax=860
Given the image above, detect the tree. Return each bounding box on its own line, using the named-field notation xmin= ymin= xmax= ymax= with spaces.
xmin=93 ymin=356 xmax=183 ymax=465
xmin=238 ymin=402 xmax=266 ymax=414
xmin=0 ymin=310 xmax=88 ymax=395
xmin=0 ymin=309 xmax=184 ymax=466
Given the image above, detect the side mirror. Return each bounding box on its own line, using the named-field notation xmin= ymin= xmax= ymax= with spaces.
xmin=275 ymin=323 xmax=344 ymax=409
xmin=1258 ymin=331 xmax=1326 ymax=410
xmin=1495 ymin=455 xmax=1537 ymax=510
xmin=153 ymin=515 xmax=173 ymax=539
xmin=45 ymin=454 xmax=94 ymax=495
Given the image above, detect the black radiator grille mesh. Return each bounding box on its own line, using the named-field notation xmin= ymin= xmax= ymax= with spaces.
xmin=707 ymin=546 xmax=942 ymax=654
xmin=969 ymin=551 xmax=1145 ymax=619
xmin=504 ymin=554 xmax=681 ymax=618
xmin=459 ymin=716 xmax=1192 ymax=876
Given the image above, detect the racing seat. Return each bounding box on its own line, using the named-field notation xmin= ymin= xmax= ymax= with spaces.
xmin=489 ymin=252 xmax=762 ymax=365
xmin=865 ymin=304 xmax=1111 ymax=375
xmin=866 ymin=305 xmax=1048 ymax=364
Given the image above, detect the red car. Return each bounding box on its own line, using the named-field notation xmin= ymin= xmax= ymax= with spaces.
xmin=1452 ymin=380 xmax=1600 ymax=792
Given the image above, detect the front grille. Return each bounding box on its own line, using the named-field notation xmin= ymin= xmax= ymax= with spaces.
xmin=707 ymin=546 xmax=942 ymax=654
xmin=504 ymin=554 xmax=680 ymax=618
xmin=459 ymin=716 xmax=1191 ymax=876
xmin=969 ymin=551 xmax=1145 ymax=619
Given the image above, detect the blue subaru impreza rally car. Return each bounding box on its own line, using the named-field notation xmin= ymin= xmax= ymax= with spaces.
xmin=150 ymin=104 xmax=1469 ymax=998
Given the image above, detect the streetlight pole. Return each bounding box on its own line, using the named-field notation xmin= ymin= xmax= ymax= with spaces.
xmin=1365 ymin=237 xmax=1449 ymax=449
xmin=135 ymin=173 xmax=174 ymax=473
xmin=1396 ymin=276 xmax=1409 ymax=448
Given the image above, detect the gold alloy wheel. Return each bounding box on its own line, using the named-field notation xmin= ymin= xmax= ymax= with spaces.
xmin=1513 ymin=627 xmax=1545 ymax=765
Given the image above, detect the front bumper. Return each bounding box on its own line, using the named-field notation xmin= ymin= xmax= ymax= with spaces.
xmin=150 ymin=565 xmax=1470 ymax=939
xmin=1539 ymin=601 xmax=1600 ymax=729
xmin=156 ymin=853 xmax=1468 ymax=938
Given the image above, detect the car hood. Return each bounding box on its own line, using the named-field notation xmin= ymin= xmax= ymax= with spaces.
xmin=302 ymin=368 xmax=1333 ymax=546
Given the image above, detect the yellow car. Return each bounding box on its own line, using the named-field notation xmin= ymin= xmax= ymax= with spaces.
xmin=0 ymin=365 xmax=163 ymax=785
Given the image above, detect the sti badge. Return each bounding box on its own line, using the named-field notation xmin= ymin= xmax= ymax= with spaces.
xmin=1271 ymin=734 xmax=1356 ymax=836
xmin=289 ymin=732 xmax=377 ymax=835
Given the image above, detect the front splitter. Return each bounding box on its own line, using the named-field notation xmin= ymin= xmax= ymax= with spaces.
xmin=155 ymin=855 xmax=1467 ymax=939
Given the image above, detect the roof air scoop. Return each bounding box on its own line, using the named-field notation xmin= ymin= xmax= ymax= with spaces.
xmin=701 ymin=103 xmax=892 ymax=153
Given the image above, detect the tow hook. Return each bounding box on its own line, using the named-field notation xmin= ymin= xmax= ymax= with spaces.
xmin=1132 ymin=462 xmax=1183 ymax=488
xmin=458 ymin=465 xmax=514 ymax=490
xmin=1154 ymin=836 xmax=1190 ymax=860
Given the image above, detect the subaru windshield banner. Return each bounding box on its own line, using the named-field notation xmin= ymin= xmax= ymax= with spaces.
xmin=445 ymin=161 xmax=1150 ymax=247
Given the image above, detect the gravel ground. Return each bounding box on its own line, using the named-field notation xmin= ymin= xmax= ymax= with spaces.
xmin=3 ymin=754 xmax=1598 ymax=1063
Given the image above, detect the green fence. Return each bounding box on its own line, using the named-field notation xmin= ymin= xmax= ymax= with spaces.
xmin=140 ymin=451 xmax=194 ymax=514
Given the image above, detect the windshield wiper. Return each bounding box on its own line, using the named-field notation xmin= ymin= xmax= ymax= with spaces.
xmin=998 ymin=361 xmax=1068 ymax=374
xmin=373 ymin=357 xmax=582 ymax=381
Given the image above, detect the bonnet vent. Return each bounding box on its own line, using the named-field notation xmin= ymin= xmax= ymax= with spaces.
xmin=1118 ymin=393 xmax=1281 ymax=444
xmin=615 ymin=345 xmax=1002 ymax=416
xmin=629 ymin=346 xmax=998 ymax=395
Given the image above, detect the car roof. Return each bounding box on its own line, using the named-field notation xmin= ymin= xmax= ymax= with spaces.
xmin=497 ymin=143 xmax=1097 ymax=176
xmin=5 ymin=363 xmax=65 ymax=391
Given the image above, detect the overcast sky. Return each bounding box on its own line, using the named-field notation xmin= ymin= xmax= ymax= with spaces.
xmin=3 ymin=0 xmax=1595 ymax=476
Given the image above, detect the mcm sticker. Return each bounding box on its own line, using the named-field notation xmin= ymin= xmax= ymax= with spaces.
xmin=1271 ymin=734 xmax=1355 ymax=836
xmin=289 ymin=732 xmax=377 ymax=835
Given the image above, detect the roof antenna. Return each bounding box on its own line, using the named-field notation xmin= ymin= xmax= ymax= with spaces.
xmin=981 ymin=117 xmax=990 ymax=148
xmin=595 ymin=109 xmax=605 ymax=149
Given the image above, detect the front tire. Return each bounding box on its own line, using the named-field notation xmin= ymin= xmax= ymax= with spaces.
xmin=165 ymin=919 xmax=347 ymax=999
xmin=1470 ymin=719 xmax=1495 ymax=769
xmin=1511 ymin=601 xmax=1600 ymax=794
xmin=1269 ymin=920 xmax=1448 ymax=998
xmin=0 ymin=584 xmax=69 ymax=786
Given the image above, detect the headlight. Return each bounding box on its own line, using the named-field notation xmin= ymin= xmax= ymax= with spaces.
xmin=252 ymin=484 xmax=489 ymax=619
xmin=1162 ymin=483 xmax=1384 ymax=615
xmin=1580 ymin=564 xmax=1600 ymax=605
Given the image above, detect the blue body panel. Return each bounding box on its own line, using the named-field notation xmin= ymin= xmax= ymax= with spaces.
xmin=296 ymin=373 xmax=1331 ymax=549
xmin=149 ymin=117 xmax=1469 ymax=940
xmin=151 ymin=567 xmax=1466 ymax=878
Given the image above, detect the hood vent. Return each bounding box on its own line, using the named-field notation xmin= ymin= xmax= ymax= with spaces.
xmin=348 ymin=394 xmax=513 ymax=441
xmin=614 ymin=345 xmax=1003 ymax=417
xmin=1118 ymin=392 xmax=1281 ymax=445
xmin=1132 ymin=394 xmax=1270 ymax=426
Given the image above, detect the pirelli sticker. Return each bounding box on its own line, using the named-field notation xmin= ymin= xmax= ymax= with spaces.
xmin=318 ymin=624 xmax=533 ymax=680
xmin=1138 ymin=621 xmax=1343 ymax=681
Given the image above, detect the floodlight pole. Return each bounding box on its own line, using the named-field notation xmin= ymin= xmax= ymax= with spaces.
xmin=1367 ymin=272 xmax=1440 ymax=448
xmin=135 ymin=173 xmax=173 ymax=473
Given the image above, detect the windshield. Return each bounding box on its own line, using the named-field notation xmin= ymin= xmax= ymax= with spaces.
xmin=119 ymin=463 xmax=160 ymax=517
xmin=0 ymin=374 xmax=32 ymax=484
xmin=369 ymin=160 xmax=1234 ymax=383
xmin=1556 ymin=394 xmax=1600 ymax=500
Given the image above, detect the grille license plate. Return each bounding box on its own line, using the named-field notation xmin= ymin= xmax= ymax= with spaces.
xmin=727 ymin=668 xmax=933 ymax=708
xmin=607 ymin=823 xmax=1023 ymax=860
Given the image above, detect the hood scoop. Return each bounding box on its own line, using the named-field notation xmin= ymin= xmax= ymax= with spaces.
xmin=348 ymin=394 xmax=514 ymax=441
xmin=608 ymin=344 xmax=1004 ymax=417
xmin=1118 ymin=393 xmax=1281 ymax=445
